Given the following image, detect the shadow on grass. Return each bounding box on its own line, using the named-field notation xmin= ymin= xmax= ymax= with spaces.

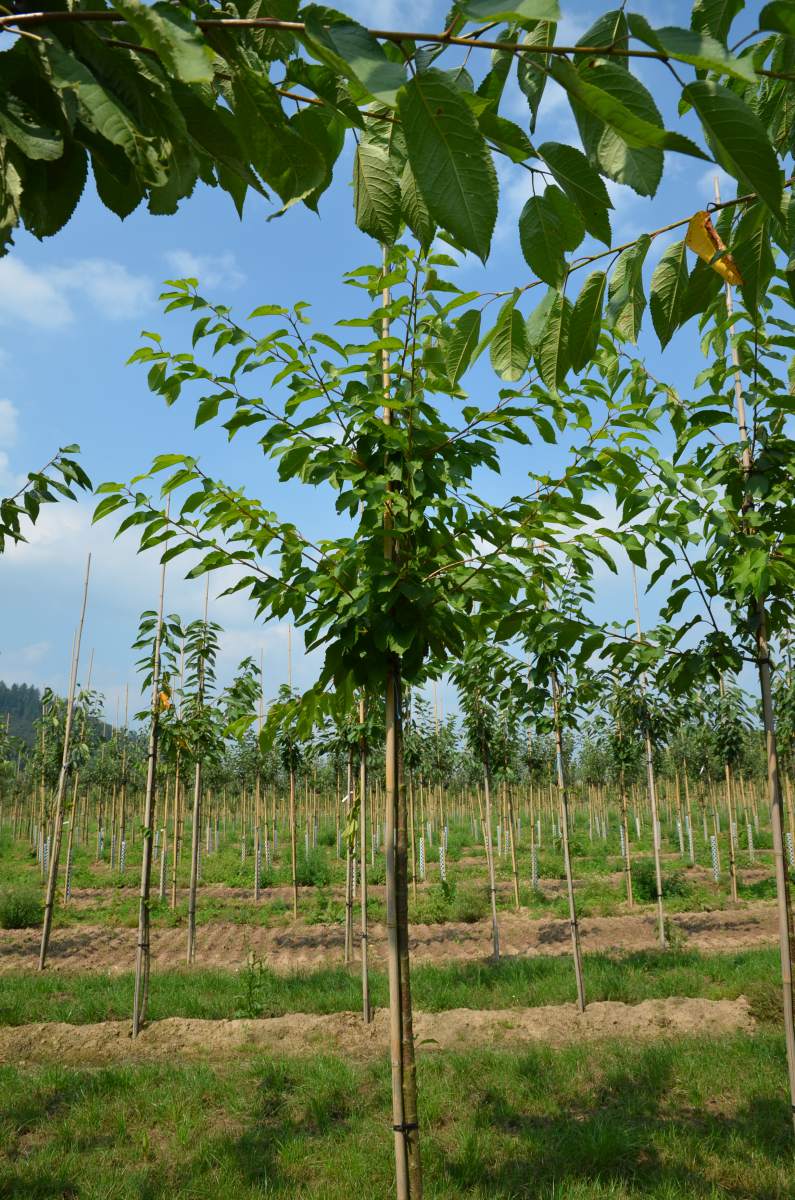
xmin=0 ymin=1043 xmax=790 ymax=1199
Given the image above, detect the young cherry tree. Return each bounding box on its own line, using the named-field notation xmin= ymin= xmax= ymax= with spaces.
xmin=96 ymin=243 xmax=656 ymax=1196
xmin=600 ymin=210 xmax=795 ymax=1128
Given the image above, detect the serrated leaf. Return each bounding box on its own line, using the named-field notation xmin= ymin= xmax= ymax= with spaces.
xmin=399 ymin=71 xmax=498 ymax=260
xmin=733 ymin=204 xmax=774 ymax=317
xmin=302 ymin=15 xmax=406 ymax=106
xmin=525 ymin=287 xmax=557 ymax=350
xmin=517 ymin=21 xmax=556 ymax=132
xmin=21 ymin=146 xmax=88 ymax=239
xmin=0 ymin=95 xmax=63 ymax=162
xmin=683 ymin=82 xmax=782 ymax=217
xmin=760 ymin=2 xmax=795 ymax=35
xmin=569 ymin=270 xmax=606 ymax=371
xmin=607 ymin=234 xmax=650 ymax=343
xmin=459 ymin=0 xmax=559 ymax=20
xmin=400 ymin=159 xmax=435 ymax=250
xmin=110 ymin=0 xmax=214 ymax=83
xmin=537 ymin=292 xmax=570 ymax=390
xmin=553 ymin=57 xmax=707 ymax=197
xmin=538 ymin=141 xmax=612 ymax=245
xmin=490 ymin=295 xmax=530 ymax=381
xmin=627 ymin=15 xmax=755 ymax=81
xmin=649 ymin=238 xmax=688 ymax=348
xmin=691 ymin=0 xmax=741 ymax=42
xmin=518 ymin=194 xmax=566 ymax=285
xmin=446 ymin=308 xmax=482 ymax=382
xmin=353 ymin=141 xmax=401 ymax=244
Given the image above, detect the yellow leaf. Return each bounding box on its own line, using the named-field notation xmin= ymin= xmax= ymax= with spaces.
xmin=685 ymin=210 xmax=743 ymax=286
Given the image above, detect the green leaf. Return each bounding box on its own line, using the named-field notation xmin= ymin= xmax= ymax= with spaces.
xmin=518 ymin=194 xmax=566 ymax=286
xmin=538 ymin=141 xmax=612 ymax=245
xmin=537 ymin=292 xmax=570 ymax=391
xmin=683 ymin=83 xmax=782 ymax=216
xmin=490 ymin=295 xmax=530 ymax=381
xmin=458 ymin=0 xmax=559 ymax=20
xmin=516 ymin=21 xmax=556 ymax=132
xmin=627 ymin=15 xmax=756 ymax=82
xmin=760 ymin=2 xmax=795 ymax=35
xmin=399 ymin=71 xmax=498 ymax=261
xmin=45 ymin=41 xmax=159 ymax=182
xmin=606 ymin=234 xmax=650 ymax=343
xmin=110 ymin=0 xmax=214 ymax=83
xmin=680 ymin=257 xmax=722 ymax=324
xmin=233 ymin=69 xmax=324 ymax=206
xmin=544 ymin=186 xmax=584 ymax=252
xmin=691 ymin=0 xmax=741 ymax=43
xmin=733 ymin=204 xmax=774 ymax=317
xmin=649 ymin=238 xmax=689 ymax=348
xmin=353 ymin=141 xmax=401 ymax=244
xmin=400 ymin=160 xmax=435 ymax=251
xmin=553 ymin=58 xmax=708 ymax=196
xmin=525 ymin=288 xmax=557 ymax=350
xmin=21 ymin=145 xmax=89 ymax=239
xmin=446 ymin=308 xmax=482 ymax=382
xmin=0 ymin=95 xmax=62 ymax=162
xmin=569 ymin=271 xmax=606 ymax=372
xmin=302 ymin=15 xmax=406 ymax=106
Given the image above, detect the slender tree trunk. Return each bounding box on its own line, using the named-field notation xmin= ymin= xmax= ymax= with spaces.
xmin=133 ymin=551 xmax=166 ymax=1034
xmin=289 ymin=764 xmax=298 ymax=919
xmin=360 ymin=696 xmax=371 ymax=1023
xmin=186 ymin=760 xmax=202 ymax=965
xmin=506 ymin=783 xmax=520 ymax=910
xmin=619 ymin=768 xmax=633 ymax=906
xmin=550 ymin=668 xmax=586 ymax=1012
xmin=632 ymin=566 xmax=666 ymax=949
xmin=345 ymin=747 xmax=354 ymax=965
xmin=482 ymin=758 xmax=500 ymax=959
xmin=39 ymin=555 xmax=91 ymax=970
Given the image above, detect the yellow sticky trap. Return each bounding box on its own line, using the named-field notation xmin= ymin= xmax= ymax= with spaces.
xmin=685 ymin=211 xmax=743 ymax=286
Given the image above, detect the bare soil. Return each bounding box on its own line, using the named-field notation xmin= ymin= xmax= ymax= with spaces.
xmin=0 ymin=902 xmax=778 ymax=975
xmin=0 ymin=995 xmax=754 ymax=1065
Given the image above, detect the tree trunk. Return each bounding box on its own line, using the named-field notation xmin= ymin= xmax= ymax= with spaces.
xmin=360 ymin=696 xmax=371 ymax=1023
xmin=133 ymin=553 xmax=166 ymax=1034
xmin=550 ymin=668 xmax=586 ymax=1012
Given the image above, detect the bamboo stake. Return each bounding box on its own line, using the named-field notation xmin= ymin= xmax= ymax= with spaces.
xmin=632 ymin=565 xmax=667 ymax=949
xmin=38 ymin=554 xmax=91 ymax=970
xmin=550 ymin=668 xmax=586 ymax=1012
xmin=186 ymin=576 xmax=210 ymax=966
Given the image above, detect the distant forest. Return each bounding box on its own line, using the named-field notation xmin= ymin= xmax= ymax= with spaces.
xmin=0 ymin=681 xmax=114 ymax=747
xmin=0 ymin=681 xmax=42 ymax=746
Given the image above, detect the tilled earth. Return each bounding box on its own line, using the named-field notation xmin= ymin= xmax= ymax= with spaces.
xmin=0 ymin=995 xmax=755 ymax=1065
xmin=0 ymin=901 xmax=779 ymax=974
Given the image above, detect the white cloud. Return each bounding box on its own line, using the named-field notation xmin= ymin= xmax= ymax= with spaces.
xmin=164 ymin=250 xmax=245 ymax=291
xmin=0 ymin=258 xmax=73 ymax=329
xmin=0 ymin=398 xmax=18 ymax=446
xmin=0 ymin=257 xmax=151 ymax=329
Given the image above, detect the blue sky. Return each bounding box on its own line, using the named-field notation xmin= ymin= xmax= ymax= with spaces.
xmin=0 ymin=0 xmax=762 ymax=717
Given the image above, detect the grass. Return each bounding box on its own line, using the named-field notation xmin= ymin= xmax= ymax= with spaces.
xmin=0 ymin=946 xmax=783 ymax=1026
xmin=0 ymin=1033 xmax=792 ymax=1198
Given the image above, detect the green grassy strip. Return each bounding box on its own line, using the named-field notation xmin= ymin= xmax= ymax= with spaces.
xmin=0 ymin=1033 xmax=790 ymax=1198
xmin=0 ymin=946 xmax=782 ymax=1027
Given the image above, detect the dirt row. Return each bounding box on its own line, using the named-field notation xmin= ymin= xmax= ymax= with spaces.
xmin=0 ymin=996 xmax=755 ymax=1065
xmin=59 ymin=864 xmax=775 ymax=907
xmin=0 ymin=902 xmax=779 ymax=974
